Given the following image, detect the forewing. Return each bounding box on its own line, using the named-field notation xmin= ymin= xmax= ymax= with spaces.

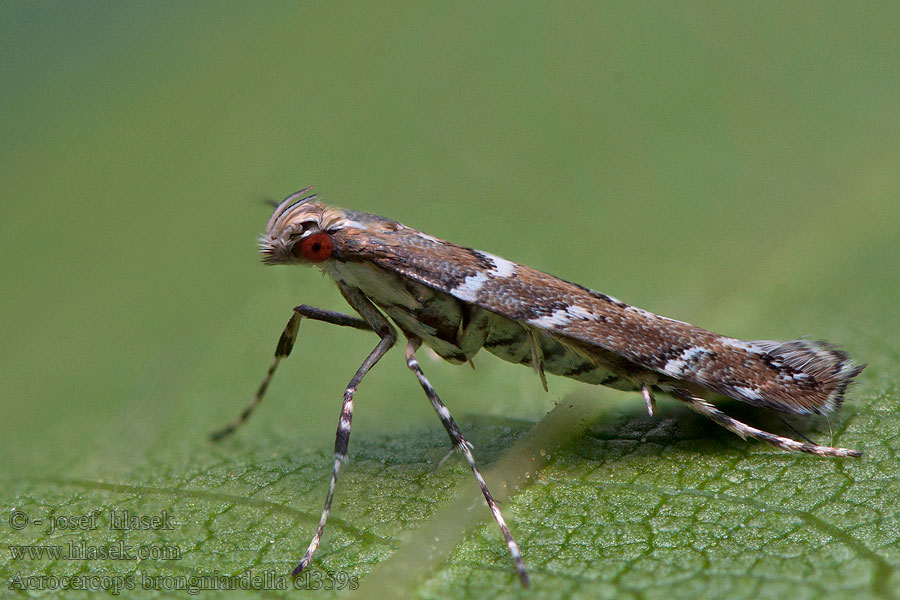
xmin=333 ymin=221 xmax=713 ymax=373
xmin=332 ymin=218 xmax=859 ymax=414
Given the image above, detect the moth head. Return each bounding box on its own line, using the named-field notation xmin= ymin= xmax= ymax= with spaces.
xmin=259 ymin=187 xmax=335 ymax=266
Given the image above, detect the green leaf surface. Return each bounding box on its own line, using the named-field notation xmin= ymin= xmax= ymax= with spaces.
xmin=2 ymin=2 xmax=899 ymax=598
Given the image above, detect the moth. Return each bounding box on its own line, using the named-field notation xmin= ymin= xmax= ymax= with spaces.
xmin=211 ymin=187 xmax=864 ymax=586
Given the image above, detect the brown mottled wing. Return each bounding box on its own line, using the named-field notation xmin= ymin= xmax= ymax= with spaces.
xmin=333 ymin=218 xmax=860 ymax=414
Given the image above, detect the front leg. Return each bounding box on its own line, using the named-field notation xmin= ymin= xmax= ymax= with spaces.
xmin=209 ymin=304 xmax=371 ymax=441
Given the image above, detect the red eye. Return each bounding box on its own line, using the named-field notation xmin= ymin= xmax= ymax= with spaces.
xmin=296 ymin=232 xmax=333 ymax=262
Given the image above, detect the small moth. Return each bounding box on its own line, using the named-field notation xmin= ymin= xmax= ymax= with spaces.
xmin=212 ymin=187 xmax=864 ymax=586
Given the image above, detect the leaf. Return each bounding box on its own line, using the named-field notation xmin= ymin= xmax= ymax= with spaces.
xmin=3 ymin=2 xmax=900 ymax=599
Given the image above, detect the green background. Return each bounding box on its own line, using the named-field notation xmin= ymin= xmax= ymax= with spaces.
xmin=2 ymin=2 xmax=899 ymax=598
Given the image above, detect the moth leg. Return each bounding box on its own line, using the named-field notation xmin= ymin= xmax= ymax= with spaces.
xmin=292 ymin=284 xmax=396 ymax=576
xmin=641 ymin=383 xmax=657 ymax=416
xmin=209 ymin=305 xmax=372 ymax=442
xmin=777 ymin=414 xmax=817 ymax=446
xmin=526 ymin=328 xmax=549 ymax=392
xmin=404 ymin=337 xmax=530 ymax=587
xmin=672 ymin=390 xmax=861 ymax=458
xmin=289 ymin=305 xmax=372 ymax=332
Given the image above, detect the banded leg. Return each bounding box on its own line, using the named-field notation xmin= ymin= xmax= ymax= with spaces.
xmin=641 ymin=383 xmax=657 ymax=416
xmin=292 ymin=284 xmax=397 ymax=576
xmin=209 ymin=305 xmax=371 ymax=442
xmin=673 ymin=390 xmax=861 ymax=458
xmin=405 ymin=337 xmax=530 ymax=587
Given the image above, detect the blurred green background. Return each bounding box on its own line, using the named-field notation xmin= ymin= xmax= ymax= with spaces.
xmin=2 ymin=2 xmax=899 ymax=598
